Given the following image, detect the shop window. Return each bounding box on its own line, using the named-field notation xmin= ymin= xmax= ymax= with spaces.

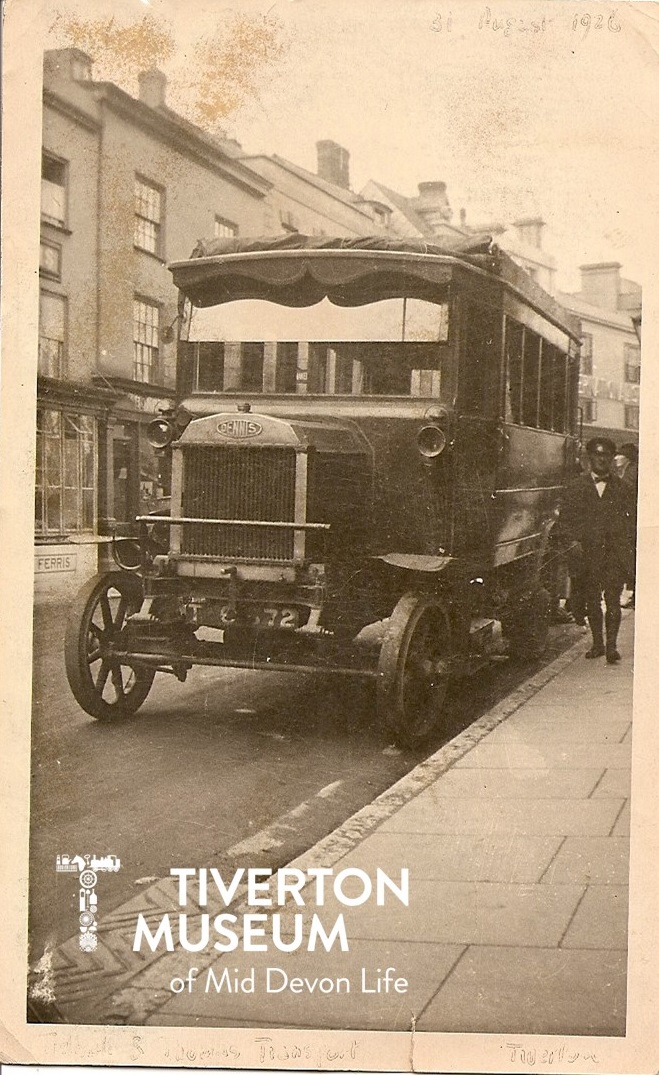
xmin=35 ymin=409 xmax=95 ymax=535
xmin=134 ymin=176 xmax=163 ymax=256
xmin=624 ymin=405 xmax=639 ymax=430
xmin=38 ymin=292 xmax=66 ymax=378
xmin=580 ymin=399 xmax=597 ymax=423
xmin=41 ymin=153 xmax=67 ymax=227
xmin=133 ymin=298 xmax=160 ymax=383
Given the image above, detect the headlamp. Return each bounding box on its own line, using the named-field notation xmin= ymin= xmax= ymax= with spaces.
xmin=417 ymin=423 xmax=447 ymax=463
xmin=147 ymin=417 xmax=175 ymax=449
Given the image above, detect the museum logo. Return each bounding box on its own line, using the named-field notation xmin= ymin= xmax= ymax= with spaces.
xmin=55 ymin=854 xmax=121 ymax=952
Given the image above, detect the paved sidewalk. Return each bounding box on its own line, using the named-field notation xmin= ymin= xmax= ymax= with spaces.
xmin=45 ymin=615 xmax=633 ymax=1035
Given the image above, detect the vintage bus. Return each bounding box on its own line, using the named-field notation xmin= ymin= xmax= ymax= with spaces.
xmin=65 ymin=235 xmax=581 ymax=746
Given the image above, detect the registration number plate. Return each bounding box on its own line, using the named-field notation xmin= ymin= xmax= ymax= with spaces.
xmin=218 ymin=604 xmax=300 ymax=630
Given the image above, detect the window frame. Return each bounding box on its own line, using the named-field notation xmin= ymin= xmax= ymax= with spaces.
xmin=214 ymin=215 xmax=238 ymax=240
xmin=39 ymin=239 xmax=62 ymax=280
xmin=623 ymin=343 xmax=641 ymax=385
xmin=580 ymin=398 xmax=597 ymax=423
xmin=576 ymin=331 xmax=593 ymax=378
xmin=133 ymin=296 xmax=161 ymax=384
xmin=38 ymin=290 xmax=67 ymax=379
xmin=35 ymin=408 xmax=96 ymax=537
xmin=503 ymin=315 xmax=570 ymax=433
xmin=134 ymin=175 xmax=164 ymax=258
xmin=41 ymin=151 xmax=68 ymax=229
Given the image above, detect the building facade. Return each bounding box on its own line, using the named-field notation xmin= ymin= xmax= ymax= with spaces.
xmin=558 ymin=263 xmax=642 ymax=448
xmin=242 ymin=141 xmax=391 ymax=237
xmin=37 ymin=49 xmax=272 ymax=597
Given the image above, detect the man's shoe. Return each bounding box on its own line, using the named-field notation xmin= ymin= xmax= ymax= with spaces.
xmin=585 ymin=646 xmax=605 ymax=659
xmin=606 ymin=650 xmax=622 ymax=664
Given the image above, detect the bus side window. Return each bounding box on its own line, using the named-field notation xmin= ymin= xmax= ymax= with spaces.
xmin=196 ymin=342 xmax=225 ymax=391
xmin=240 ymin=343 xmax=265 ymax=391
xmin=334 ymin=351 xmax=353 ymax=394
xmin=522 ymin=329 xmax=540 ymax=428
xmin=275 ymin=343 xmax=298 ymax=393
xmin=177 ymin=340 xmax=196 ymax=397
xmin=504 ymin=319 xmax=524 ymax=424
xmin=461 ymin=302 xmax=501 ymax=415
xmin=544 ymin=345 xmax=568 ymax=433
xmin=308 ymin=344 xmax=329 ymax=393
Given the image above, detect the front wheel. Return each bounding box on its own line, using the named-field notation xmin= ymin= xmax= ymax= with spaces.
xmin=64 ymin=572 xmax=155 ymax=721
xmin=377 ymin=592 xmax=452 ymax=748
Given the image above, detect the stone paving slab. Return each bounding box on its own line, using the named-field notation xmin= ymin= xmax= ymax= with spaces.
xmin=522 ymin=671 xmax=632 ymax=702
xmin=482 ymin=718 xmax=631 ymax=744
xmin=417 ymin=767 xmax=603 ymax=798
xmin=454 ymin=741 xmax=632 ymax=769
xmin=541 ymin=836 xmax=630 ymax=885
xmin=416 ymin=946 xmax=627 ymax=1035
xmin=335 ymin=833 xmax=564 ymax=884
xmin=378 ymin=795 xmax=624 ymax=836
xmin=561 ymin=885 xmax=629 ymax=949
xmin=150 ymin=940 xmax=465 ymax=1030
xmin=288 ymin=880 xmax=586 ymax=948
xmin=592 ymin=768 xmax=632 ymax=797
xmin=612 ymin=801 xmax=631 ymax=835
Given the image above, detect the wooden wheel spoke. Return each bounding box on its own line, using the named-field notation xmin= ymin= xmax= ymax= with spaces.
xmin=114 ymin=593 xmax=130 ymax=630
xmin=110 ymin=664 xmax=124 ymax=698
xmin=95 ymin=660 xmax=111 ymax=693
xmin=99 ymin=592 xmax=113 ymax=630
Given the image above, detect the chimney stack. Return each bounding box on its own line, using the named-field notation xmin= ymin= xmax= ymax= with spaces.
xmin=579 ymin=262 xmax=622 ymax=311
xmin=43 ymin=48 xmax=93 ymax=82
xmin=415 ymin=181 xmax=453 ymax=232
xmin=514 ymin=217 xmax=545 ymax=250
xmin=139 ymin=69 xmax=167 ymax=110
xmin=316 ymin=140 xmax=350 ymax=189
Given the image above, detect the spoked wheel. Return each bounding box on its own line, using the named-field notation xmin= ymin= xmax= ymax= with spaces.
xmin=504 ymin=585 xmax=551 ymax=661
xmin=377 ymin=591 xmax=452 ymax=748
xmin=64 ymin=572 xmax=155 ymax=721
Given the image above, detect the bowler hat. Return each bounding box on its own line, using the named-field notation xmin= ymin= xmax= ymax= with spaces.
xmin=586 ymin=436 xmax=616 ymax=456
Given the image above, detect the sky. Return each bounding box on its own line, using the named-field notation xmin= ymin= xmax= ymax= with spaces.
xmin=43 ymin=0 xmax=659 ymax=291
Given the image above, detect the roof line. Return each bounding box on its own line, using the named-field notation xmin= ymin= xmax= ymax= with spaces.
xmin=83 ymin=81 xmax=272 ymax=197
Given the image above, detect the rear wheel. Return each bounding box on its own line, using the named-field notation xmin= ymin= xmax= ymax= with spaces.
xmin=377 ymin=592 xmax=452 ymax=748
xmin=504 ymin=585 xmax=550 ymax=661
xmin=64 ymin=572 xmax=155 ymax=721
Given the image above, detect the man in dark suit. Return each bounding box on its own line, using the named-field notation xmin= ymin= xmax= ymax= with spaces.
xmin=615 ymin=442 xmax=639 ymax=608
xmin=558 ymin=437 xmax=635 ymax=663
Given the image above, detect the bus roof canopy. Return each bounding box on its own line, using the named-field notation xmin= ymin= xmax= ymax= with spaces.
xmin=169 ymin=234 xmax=581 ymax=343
